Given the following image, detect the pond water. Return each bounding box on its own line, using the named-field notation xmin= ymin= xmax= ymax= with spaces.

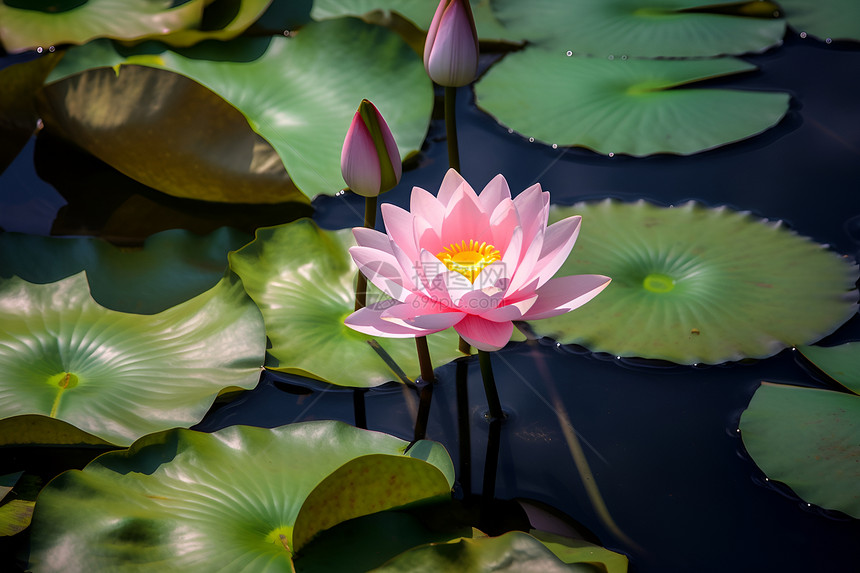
xmin=1 ymin=31 xmax=859 ymax=573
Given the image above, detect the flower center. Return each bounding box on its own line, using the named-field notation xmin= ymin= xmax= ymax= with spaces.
xmin=437 ymin=240 xmax=501 ymax=283
xmin=643 ymin=273 xmax=675 ymax=293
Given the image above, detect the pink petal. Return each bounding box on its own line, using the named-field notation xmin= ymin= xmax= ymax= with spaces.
xmin=488 ymin=198 xmax=519 ymax=253
xmin=520 ymin=274 xmax=611 ymax=321
xmin=411 ymin=186 xmax=446 ymax=230
xmin=381 ymin=203 xmax=418 ymax=261
xmin=425 ymin=0 xmax=479 ymax=86
xmin=353 ymin=227 xmax=393 ymax=252
xmin=454 ymin=315 xmax=514 ymax=351
xmin=349 ymin=246 xmax=414 ymax=301
xmin=513 ymin=183 xmax=549 ymax=244
xmin=346 ymin=302 xmax=440 ymax=338
xmin=456 ymin=288 xmax=504 ymax=315
xmin=532 ymin=216 xmax=582 ymax=288
xmin=440 ymin=188 xmax=493 ymax=248
xmin=437 ymin=169 xmax=471 ymax=206
xmin=479 ymin=174 xmax=512 ymax=211
xmin=382 ymin=295 xmax=465 ymax=330
xmin=479 ymin=295 xmax=538 ymax=322
xmin=505 ymin=225 xmax=544 ymax=294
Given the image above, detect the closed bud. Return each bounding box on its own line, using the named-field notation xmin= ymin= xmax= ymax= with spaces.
xmin=341 ymin=99 xmax=402 ymax=197
xmin=424 ymin=0 xmax=479 ymax=87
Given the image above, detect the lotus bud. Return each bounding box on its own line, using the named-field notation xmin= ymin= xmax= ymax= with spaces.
xmin=341 ymin=99 xmax=402 ymax=197
xmin=424 ymin=0 xmax=479 ymax=87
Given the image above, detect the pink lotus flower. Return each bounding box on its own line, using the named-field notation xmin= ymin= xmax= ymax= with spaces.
xmin=344 ymin=170 xmax=611 ymax=351
xmin=341 ymin=99 xmax=402 ymax=197
xmin=424 ymin=0 xmax=479 ymax=87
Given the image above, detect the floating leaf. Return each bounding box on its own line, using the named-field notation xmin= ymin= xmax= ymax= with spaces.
xmin=159 ymin=0 xmax=274 ymax=47
xmin=0 ymin=0 xmax=206 ymax=54
xmin=490 ymin=0 xmax=785 ymax=57
xmin=29 ymin=421 xmax=454 ymax=571
xmin=740 ymin=382 xmax=860 ymax=518
xmin=0 ymin=472 xmax=39 ymax=536
xmin=229 ymin=219 xmax=464 ymax=387
xmin=0 ymin=272 xmax=265 ymax=446
xmin=798 ymin=342 xmax=860 ymax=395
xmin=779 ymin=0 xmax=860 ymax=42
xmin=529 ymin=200 xmax=858 ymax=364
xmin=46 ymin=17 xmax=433 ymax=200
xmin=311 ymin=0 xmax=514 ymax=42
xmin=0 ymin=227 xmax=251 ymax=314
xmin=530 ymin=530 xmax=629 ymax=572
xmin=476 ymin=50 xmax=790 ymax=156
xmin=369 ymin=530 xmax=599 ymax=572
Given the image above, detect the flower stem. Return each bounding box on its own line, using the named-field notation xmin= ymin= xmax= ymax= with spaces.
xmin=415 ymin=335 xmax=436 ymax=383
xmin=353 ymin=388 xmax=367 ymax=429
xmin=354 ymin=195 xmax=378 ymax=311
xmin=445 ymin=86 xmax=460 ymax=172
xmin=477 ymin=350 xmax=504 ymax=421
xmin=455 ymin=358 xmax=472 ymax=500
xmin=412 ymin=382 xmax=433 ymax=441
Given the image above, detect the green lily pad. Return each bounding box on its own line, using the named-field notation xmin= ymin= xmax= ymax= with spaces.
xmin=0 ymin=272 xmax=265 ymax=446
xmin=475 ymin=50 xmax=790 ymax=156
xmin=0 ymin=0 xmax=206 ymax=54
xmin=0 ymin=472 xmax=39 ymax=536
xmin=28 ymin=421 xmax=454 ymax=571
xmin=798 ymin=343 xmax=860 ymax=395
xmin=529 ymin=200 xmax=858 ymax=364
xmin=158 ymin=0 xmax=275 ymax=47
xmin=310 ymin=0 xmax=514 ymax=42
xmin=370 ymin=530 xmax=606 ymax=572
xmin=530 ymin=530 xmax=629 ymax=572
xmin=740 ymin=382 xmax=860 ymax=518
xmin=229 ymin=219 xmax=464 ymax=387
xmin=46 ymin=17 xmax=433 ymax=200
xmin=779 ymin=0 xmax=860 ymax=42
xmin=0 ymin=227 xmax=251 ymax=314
xmin=490 ymin=0 xmax=785 ymax=58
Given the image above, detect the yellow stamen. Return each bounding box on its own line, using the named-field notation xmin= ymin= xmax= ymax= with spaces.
xmin=436 ymin=239 xmax=501 ymax=283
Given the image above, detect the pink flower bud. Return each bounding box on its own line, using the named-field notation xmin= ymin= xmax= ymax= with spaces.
xmin=424 ymin=0 xmax=479 ymax=87
xmin=341 ymin=99 xmax=402 ymax=197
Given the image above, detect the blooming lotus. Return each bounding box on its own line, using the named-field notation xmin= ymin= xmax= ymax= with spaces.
xmin=424 ymin=0 xmax=479 ymax=87
xmin=345 ymin=170 xmax=611 ymax=351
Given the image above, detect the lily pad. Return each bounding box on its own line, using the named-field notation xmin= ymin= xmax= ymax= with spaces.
xmin=46 ymin=17 xmax=433 ymax=200
xmin=0 ymin=272 xmax=265 ymax=446
xmin=158 ymin=0 xmax=275 ymax=47
xmin=490 ymin=0 xmax=785 ymax=58
xmin=310 ymin=0 xmax=514 ymax=42
xmin=28 ymin=421 xmax=454 ymax=571
xmin=0 ymin=0 xmax=206 ymax=54
xmin=229 ymin=219 xmax=464 ymax=387
xmin=529 ymin=200 xmax=858 ymax=364
xmin=370 ymin=530 xmax=609 ymax=572
xmin=475 ymin=50 xmax=790 ymax=156
xmin=740 ymin=382 xmax=860 ymax=518
xmin=779 ymin=0 xmax=860 ymax=42
xmin=0 ymin=472 xmax=39 ymax=536
xmin=798 ymin=342 xmax=860 ymax=395
xmin=0 ymin=227 xmax=251 ymax=314
xmin=530 ymin=530 xmax=629 ymax=572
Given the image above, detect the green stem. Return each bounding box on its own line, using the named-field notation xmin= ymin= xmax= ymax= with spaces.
xmin=412 ymin=382 xmax=433 ymax=442
xmin=444 ymin=86 xmax=460 ymax=172
xmin=415 ymin=335 xmax=435 ymax=383
xmin=354 ymin=195 xmax=378 ymax=311
xmin=477 ymin=350 xmax=504 ymax=421
xmin=455 ymin=359 xmax=472 ymax=500
xmin=458 ymin=336 xmax=471 ymax=355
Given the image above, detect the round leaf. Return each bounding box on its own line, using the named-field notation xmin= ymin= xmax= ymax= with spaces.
xmin=0 ymin=0 xmax=206 ymax=54
xmin=798 ymin=342 xmax=860 ymax=395
xmin=779 ymin=0 xmax=860 ymax=42
xmin=0 ymin=227 xmax=251 ymax=314
xmin=229 ymin=219 xmax=464 ymax=387
xmin=475 ymin=49 xmax=790 ymax=156
xmin=29 ymin=421 xmax=454 ymax=571
xmin=530 ymin=200 xmax=858 ymax=364
xmin=490 ymin=0 xmax=785 ymax=58
xmin=47 ymin=18 xmax=434 ymax=200
xmin=740 ymin=382 xmax=860 ymax=518
xmin=0 ymin=272 xmax=265 ymax=446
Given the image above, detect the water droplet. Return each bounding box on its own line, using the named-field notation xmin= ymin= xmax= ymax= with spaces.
xmin=552 ymin=143 xmax=558 ymax=149
xmin=607 ymin=54 xmax=615 ymax=60
xmin=36 ymin=46 xmax=43 ymax=53
xmin=608 ymin=152 xmax=615 ymax=157
xmin=566 ymin=50 xmax=573 ymax=57
xmin=507 ymin=128 xmax=514 ymax=134
xmin=799 ymin=31 xmax=807 ymax=39
xmin=621 ymin=55 xmax=628 ymax=60
xmin=283 ymin=30 xmax=291 ymax=37
xmin=36 ymin=118 xmax=44 ymax=130
xmin=48 ymin=46 xmax=56 ymax=52
xmin=528 ymin=137 xmax=535 ymax=143
xmin=825 ymin=38 xmax=832 ymax=44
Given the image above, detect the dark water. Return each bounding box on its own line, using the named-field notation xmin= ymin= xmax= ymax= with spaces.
xmin=2 ymin=33 xmax=859 ymax=572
